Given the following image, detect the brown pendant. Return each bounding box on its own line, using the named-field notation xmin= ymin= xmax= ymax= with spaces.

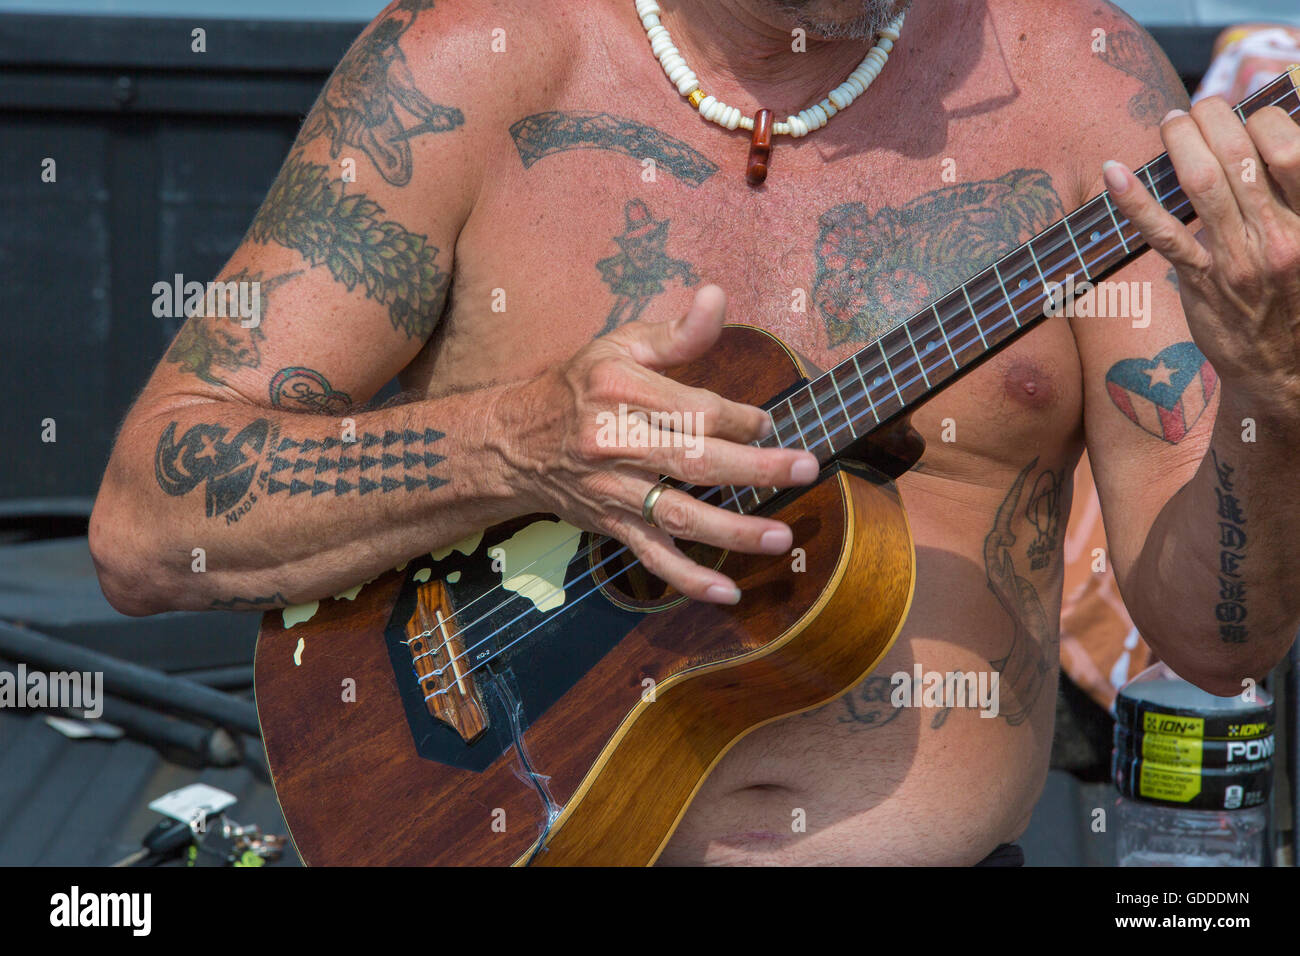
xmin=747 ymin=108 xmax=773 ymax=186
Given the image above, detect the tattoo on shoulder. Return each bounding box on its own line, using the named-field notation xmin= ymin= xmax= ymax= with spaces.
xmin=247 ymin=156 xmax=451 ymax=340
xmin=1105 ymin=341 xmax=1217 ymax=444
xmin=510 ymin=111 xmax=719 ymax=187
xmin=300 ymin=0 xmax=463 ymax=186
xmin=1211 ymin=448 xmax=1248 ymax=644
xmin=813 ymin=169 xmax=1062 ymax=346
xmin=155 ymin=419 xmax=447 ymax=524
xmin=210 ymin=592 xmax=289 ymax=610
xmin=983 ymin=458 xmax=1065 ymax=726
xmin=596 ymin=199 xmax=698 ymax=334
xmin=166 ymin=269 xmax=300 ymax=386
xmin=1096 ymin=10 xmax=1190 ymax=126
xmin=270 ymin=367 xmax=354 ymax=414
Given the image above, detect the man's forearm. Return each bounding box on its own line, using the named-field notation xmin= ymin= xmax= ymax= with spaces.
xmin=89 ymin=385 xmax=523 ymax=615
xmin=1126 ymin=386 xmax=1300 ymax=693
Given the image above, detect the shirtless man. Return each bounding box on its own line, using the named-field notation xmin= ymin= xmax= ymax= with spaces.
xmin=89 ymin=0 xmax=1300 ymax=865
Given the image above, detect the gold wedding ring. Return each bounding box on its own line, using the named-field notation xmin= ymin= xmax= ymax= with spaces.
xmin=642 ymin=480 xmax=671 ymax=528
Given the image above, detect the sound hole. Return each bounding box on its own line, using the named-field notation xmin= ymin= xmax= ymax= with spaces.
xmin=590 ymin=533 xmax=726 ymax=612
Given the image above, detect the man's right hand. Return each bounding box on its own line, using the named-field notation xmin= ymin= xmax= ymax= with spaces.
xmin=494 ymin=285 xmax=821 ymax=605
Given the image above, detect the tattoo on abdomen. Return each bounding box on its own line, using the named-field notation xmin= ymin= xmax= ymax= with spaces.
xmin=1105 ymin=341 xmax=1217 ymax=444
xmin=813 ymin=169 xmax=1061 ymax=347
xmin=829 ymin=674 xmax=952 ymax=731
xmin=270 ymin=367 xmax=353 ymax=414
xmin=247 ymin=157 xmax=450 ymax=340
xmin=166 ymin=269 xmax=299 ymax=386
xmin=596 ymin=199 xmax=698 ymax=334
xmin=983 ymin=458 xmax=1065 ymax=726
xmin=1211 ymin=449 xmax=1248 ymax=644
xmin=155 ymin=420 xmax=447 ymax=523
xmin=510 ymin=111 xmax=719 ymax=187
xmin=299 ymin=0 xmax=463 ymax=187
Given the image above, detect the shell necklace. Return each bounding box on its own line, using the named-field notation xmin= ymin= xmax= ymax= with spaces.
xmin=635 ymin=1 xmax=906 ymax=185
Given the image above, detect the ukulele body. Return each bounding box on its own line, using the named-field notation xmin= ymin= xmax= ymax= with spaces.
xmin=254 ymin=325 xmax=917 ymax=865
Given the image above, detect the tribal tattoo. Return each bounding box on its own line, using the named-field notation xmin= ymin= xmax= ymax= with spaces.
xmin=300 ymin=0 xmax=463 ymax=186
xmin=983 ymin=458 xmax=1063 ymax=726
xmin=270 ymin=367 xmax=354 ymax=414
xmin=247 ymin=156 xmax=450 ymax=340
xmin=1096 ymin=7 xmax=1190 ymax=127
xmin=165 ymin=269 xmax=300 ymax=386
xmin=155 ymin=420 xmax=447 ymax=523
xmin=596 ymin=199 xmax=698 ymax=334
xmin=1105 ymin=341 xmax=1217 ymax=444
xmin=1211 ymin=449 xmax=1248 ymax=644
xmin=813 ymin=169 xmax=1061 ymax=346
xmin=510 ymin=111 xmax=719 ymax=187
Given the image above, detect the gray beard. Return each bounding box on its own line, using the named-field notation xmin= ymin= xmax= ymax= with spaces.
xmin=770 ymin=0 xmax=911 ymax=40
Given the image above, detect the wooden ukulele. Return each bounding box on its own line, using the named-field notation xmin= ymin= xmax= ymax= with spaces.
xmin=254 ymin=69 xmax=1300 ymax=866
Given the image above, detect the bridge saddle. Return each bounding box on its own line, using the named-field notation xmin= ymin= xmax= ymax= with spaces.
xmin=405 ymin=582 xmax=489 ymax=744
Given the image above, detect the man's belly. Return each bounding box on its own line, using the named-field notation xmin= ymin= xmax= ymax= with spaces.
xmin=656 ymin=469 xmax=1070 ymax=866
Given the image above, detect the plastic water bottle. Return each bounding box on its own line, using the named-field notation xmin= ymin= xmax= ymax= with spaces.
xmin=1112 ymin=662 xmax=1272 ymax=867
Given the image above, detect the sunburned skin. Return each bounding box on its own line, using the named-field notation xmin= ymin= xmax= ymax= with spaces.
xmin=107 ymin=0 xmax=1251 ymax=865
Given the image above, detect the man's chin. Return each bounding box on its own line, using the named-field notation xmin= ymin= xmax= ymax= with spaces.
xmin=770 ymin=0 xmax=911 ymax=41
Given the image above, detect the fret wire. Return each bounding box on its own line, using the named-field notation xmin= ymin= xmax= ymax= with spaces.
xmin=1142 ymin=164 xmax=1160 ymax=202
xmin=852 ymin=353 xmax=881 ymax=423
xmin=1025 ymin=237 xmax=1051 ymax=307
xmin=902 ymin=322 xmax=931 ymax=388
xmin=1062 ymin=215 xmax=1092 ymax=281
xmin=960 ymin=286 xmax=988 ymax=349
xmin=786 ymin=397 xmax=810 ymax=450
xmin=810 ymin=383 xmax=835 ymax=452
xmin=1102 ymin=192 xmax=1131 ymax=254
xmin=990 ymin=264 xmax=1021 ymax=330
xmin=877 ymin=339 xmax=905 ymax=405
xmin=931 ymin=303 xmax=960 ymax=369
xmin=829 ymin=368 xmax=858 ymax=440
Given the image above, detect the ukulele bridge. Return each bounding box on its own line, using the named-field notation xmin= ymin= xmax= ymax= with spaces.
xmin=405 ymin=582 xmax=489 ymax=744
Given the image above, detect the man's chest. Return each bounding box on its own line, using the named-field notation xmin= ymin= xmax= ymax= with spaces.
xmin=435 ymin=126 xmax=1087 ymax=475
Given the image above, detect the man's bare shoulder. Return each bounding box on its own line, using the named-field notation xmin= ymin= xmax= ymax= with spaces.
xmin=390 ymin=0 xmax=593 ymax=119
xmin=987 ymin=0 xmax=1189 ymax=204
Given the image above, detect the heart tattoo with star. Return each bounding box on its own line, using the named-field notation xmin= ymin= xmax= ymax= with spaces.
xmin=1105 ymin=341 xmax=1218 ymax=444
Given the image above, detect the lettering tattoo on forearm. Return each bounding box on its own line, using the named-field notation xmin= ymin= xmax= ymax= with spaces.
xmin=813 ymin=169 xmax=1061 ymax=346
xmin=983 ymin=458 xmax=1063 ymax=726
xmin=596 ymin=199 xmax=699 ymax=334
xmin=509 ymin=111 xmax=719 ymax=187
xmin=1211 ymin=449 xmax=1248 ymax=644
xmin=299 ymin=0 xmax=462 ymax=187
xmin=247 ymin=157 xmax=450 ymax=340
xmin=1105 ymin=341 xmax=1217 ymax=444
xmin=1096 ymin=7 xmax=1190 ymax=127
xmin=166 ymin=269 xmax=300 ymax=386
xmin=155 ymin=419 xmax=447 ymax=524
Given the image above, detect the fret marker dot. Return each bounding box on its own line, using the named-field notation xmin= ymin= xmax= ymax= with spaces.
xmin=1018 ymin=278 xmax=1029 ymax=290
xmin=926 ymin=341 xmax=936 ymax=352
xmin=873 ymin=376 xmax=884 ymax=387
xmin=1091 ymin=230 xmax=1102 ymax=242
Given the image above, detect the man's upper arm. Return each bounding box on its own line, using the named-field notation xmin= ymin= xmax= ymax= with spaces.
xmin=137 ymin=0 xmax=495 ymax=416
xmin=1058 ymin=4 xmax=1213 ymax=596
